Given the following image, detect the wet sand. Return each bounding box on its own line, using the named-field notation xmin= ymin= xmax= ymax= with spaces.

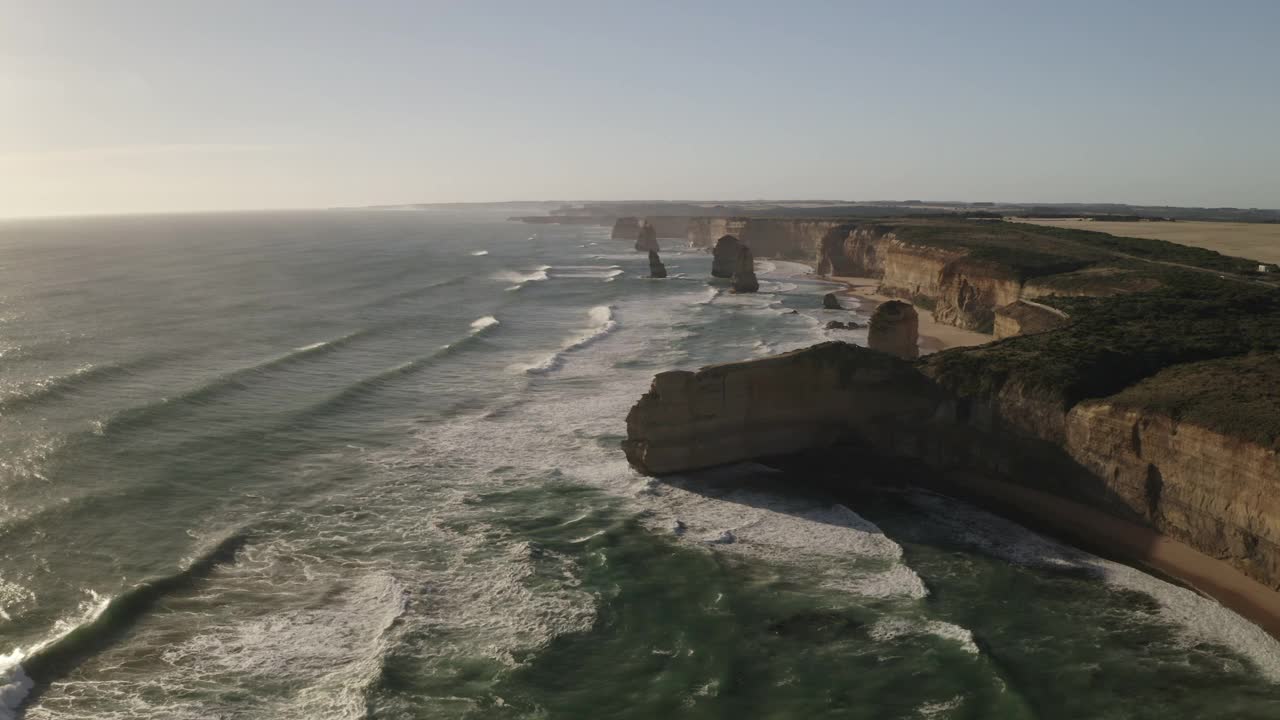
xmin=943 ymin=471 xmax=1280 ymax=640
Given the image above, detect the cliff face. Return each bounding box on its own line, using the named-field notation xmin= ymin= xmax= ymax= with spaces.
xmin=622 ymin=343 xmax=939 ymax=475
xmin=711 ymin=235 xmax=741 ymax=278
xmin=645 ymin=216 xmax=693 ymax=240
xmin=867 ymin=300 xmax=919 ymax=360
xmin=635 ymin=222 xmax=660 ymax=253
xmin=612 ymin=217 xmax=641 ymax=241
xmin=688 ymin=218 xmax=844 ymax=258
xmin=994 ymin=300 xmax=1071 ymax=339
xmin=731 ymin=246 xmax=759 ymax=293
xmin=624 ymin=342 xmax=1280 ymax=592
xmin=1064 ymin=402 xmax=1280 ymax=586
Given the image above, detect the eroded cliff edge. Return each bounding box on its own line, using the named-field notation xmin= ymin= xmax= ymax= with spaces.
xmin=624 ymin=272 xmax=1280 ymax=604
xmin=690 ymin=217 xmax=1266 ymax=335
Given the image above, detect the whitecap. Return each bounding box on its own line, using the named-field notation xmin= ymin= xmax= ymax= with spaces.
xmin=470 ymin=250 xmax=489 ymax=256
xmin=521 ymin=306 xmax=618 ymax=375
xmin=869 ymin=617 xmax=981 ymax=655
xmin=469 ymin=316 xmax=500 ymax=335
xmin=490 ymin=266 xmax=550 ymax=291
xmin=910 ymin=492 xmax=1280 ymax=680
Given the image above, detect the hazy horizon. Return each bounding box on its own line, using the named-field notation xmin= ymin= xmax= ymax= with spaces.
xmin=3 ymin=0 xmax=1278 ymax=218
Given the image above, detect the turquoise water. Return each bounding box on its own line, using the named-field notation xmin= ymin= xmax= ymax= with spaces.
xmin=0 ymin=210 xmax=1277 ymax=718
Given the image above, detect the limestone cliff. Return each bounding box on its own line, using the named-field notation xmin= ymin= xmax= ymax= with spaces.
xmin=623 ymin=342 xmax=1280 ymax=595
xmin=622 ymin=343 xmax=939 ymax=475
xmin=612 ymin=217 xmax=641 ymax=241
xmin=648 ymin=250 xmax=667 ymax=279
xmin=635 ymin=222 xmax=660 ymax=253
xmin=731 ymin=246 xmax=759 ymax=293
xmin=689 ymin=218 xmax=845 ymax=258
xmin=994 ymin=300 xmax=1070 ymax=339
xmin=711 ymin=235 xmax=741 ymax=279
xmin=867 ymin=300 xmax=919 ymax=360
xmin=1064 ymin=401 xmax=1280 ymax=585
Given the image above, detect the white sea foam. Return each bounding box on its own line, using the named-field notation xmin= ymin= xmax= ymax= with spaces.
xmin=917 ymin=695 xmax=966 ymax=717
xmin=636 ymin=473 xmax=928 ymax=600
xmin=910 ymin=491 xmax=1280 ymax=681
xmin=0 ymin=589 xmax=111 ymax=719
xmin=0 ymin=650 xmax=32 ymax=720
xmin=491 ymin=266 xmax=550 ymax=291
xmin=469 ymin=316 xmax=499 ymax=334
xmin=522 ymin=306 xmax=618 ymax=375
xmin=470 ymin=250 xmax=489 ymax=256
xmin=553 ymin=267 xmax=625 ymax=280
xmin=869 ymin=617 xmax=981 ymax=655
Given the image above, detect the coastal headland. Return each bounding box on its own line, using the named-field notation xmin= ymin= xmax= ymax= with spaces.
xmin=522 ymin=207 xmax=1280 ymax=637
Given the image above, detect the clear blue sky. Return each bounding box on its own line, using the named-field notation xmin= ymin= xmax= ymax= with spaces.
xmin=2 ymin=0 xmax=1277 ymax=217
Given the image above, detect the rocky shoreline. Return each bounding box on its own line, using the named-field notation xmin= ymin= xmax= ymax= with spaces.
xmin=607 ymin=213 xmax=1280 ymax=640
xmin=622 ymin=342 xmax=1280 ymax=639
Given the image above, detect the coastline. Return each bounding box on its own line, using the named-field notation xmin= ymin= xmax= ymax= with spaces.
xmin=936 ymin=470 xmax=1280 ymax=640
xmin=823 ymin=274 xmax=992 ymax=354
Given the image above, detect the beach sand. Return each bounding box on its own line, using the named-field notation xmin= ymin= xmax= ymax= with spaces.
xmin=943 ymin=471 xmax=1280 ymax=640
xmin=826 ymin=275 xmax=994 ymax=354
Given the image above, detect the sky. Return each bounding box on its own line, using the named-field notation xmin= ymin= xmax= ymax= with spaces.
xmin=2 ymin=0 xmax=1278 ymax=218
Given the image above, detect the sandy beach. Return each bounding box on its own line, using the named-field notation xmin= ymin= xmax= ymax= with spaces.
xmin=942 ymin=471 xmax=1280 ymax=640
xmin=825 ymin=274 xmax=994 ymax=354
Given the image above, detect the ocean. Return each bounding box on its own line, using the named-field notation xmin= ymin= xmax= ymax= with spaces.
xmin=0 ymin=209 xmax=1278 ymax=719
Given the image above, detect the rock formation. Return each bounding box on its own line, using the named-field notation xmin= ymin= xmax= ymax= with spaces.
xmin=623 ymin=342 xmax=940 ymax=475
xmin=823 ymin=292 xmax=842 ymax=310
xmin=731 ymin=246 xmax=759 ymax=293
xmin=611 ymin=217 xmax=641 ymax=241
xmin=993 ymin=299 xmax=1070 ymax=339
xmin=825 ymin=320 xmax=862 ymax=330
xmin=711 ymin=235 xmax=741 ymax=278
xmin=621 ymin=342 xmax=1280 ymax=631
xmin=648 ymin=250 xmax=667 ymax=279
xmin=635 ymin=221 xmax=660 ymax=253
xmin=867 ymin=300 xmax=919 ymax=360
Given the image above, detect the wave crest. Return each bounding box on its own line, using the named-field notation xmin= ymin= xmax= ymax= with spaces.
xmin=523 ymin=306 xmax=618 ymax=375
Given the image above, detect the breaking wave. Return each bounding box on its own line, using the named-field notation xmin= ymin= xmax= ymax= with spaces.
xmin=1 ymin=531 xmax=251 ymax=716
xmin=492 ymin=266 xmax=551 ymax=291
xmin=522 ymin=306 xmax=618 ymax=375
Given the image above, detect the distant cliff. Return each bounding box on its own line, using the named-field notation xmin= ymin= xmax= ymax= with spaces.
xmin=614 ymin=216 xmax=691 ymax=241
xmin=691 ymin=217 xmax=1266 ymax=335
xmin=624 ymin=257 xmax=1280 ymax=604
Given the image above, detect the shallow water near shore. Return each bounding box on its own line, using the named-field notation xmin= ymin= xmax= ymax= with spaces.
xmin=0 ymin=209 xmax=1278 ymax=718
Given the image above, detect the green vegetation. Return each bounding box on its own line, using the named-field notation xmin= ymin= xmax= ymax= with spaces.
xmin=925 ymin=272 xmax=1280 ymax=444
xmin=1107 ymin=354 xmax=1280 ymax=449
xmin=888 ymin=219 xmax=1266 ymax=278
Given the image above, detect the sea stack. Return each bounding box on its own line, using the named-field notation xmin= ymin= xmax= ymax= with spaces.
xmin=867 ymin=300 xmax=918 ymax=359
xmin=648 ymin=250 xmax=668 ymax=278
xmin=711 ymin=235 xmax=741 ymax=278
xmin=823 ymin=292 xmax=842 ymax=310
xmin=611 ymin=217 xmax=641 ymax=241
xmin=731 ymin=246 xmax=759 ymax=293
xmin=635 ymin=221 xmax=660 ymax=253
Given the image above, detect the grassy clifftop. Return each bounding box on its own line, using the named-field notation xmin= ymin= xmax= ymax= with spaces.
xmin=888 ymin=219 xmax=1268 ymax=278
xmin=923 ymin=272 xmax=1280 ymax=444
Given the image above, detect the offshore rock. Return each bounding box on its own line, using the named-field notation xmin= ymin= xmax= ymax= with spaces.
xmin=825 ymin=320 xmax=862 ymax=330
xmin=711 ymin=235 xmax=741 ymax=278
xmin=867 ymin=300 xmax=919 ymax=360
xmin=731 ymin=246 xmax=759 ymax=294
xmin=635 ymin=221 xmax=660 ymax=253
xmin=611 ymin=217 xmax=641 ymax=241
xmin=648 ymin=250 xmax=668 ymax=279
xmin=823 ymin=292 xmax=843 ymax=310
